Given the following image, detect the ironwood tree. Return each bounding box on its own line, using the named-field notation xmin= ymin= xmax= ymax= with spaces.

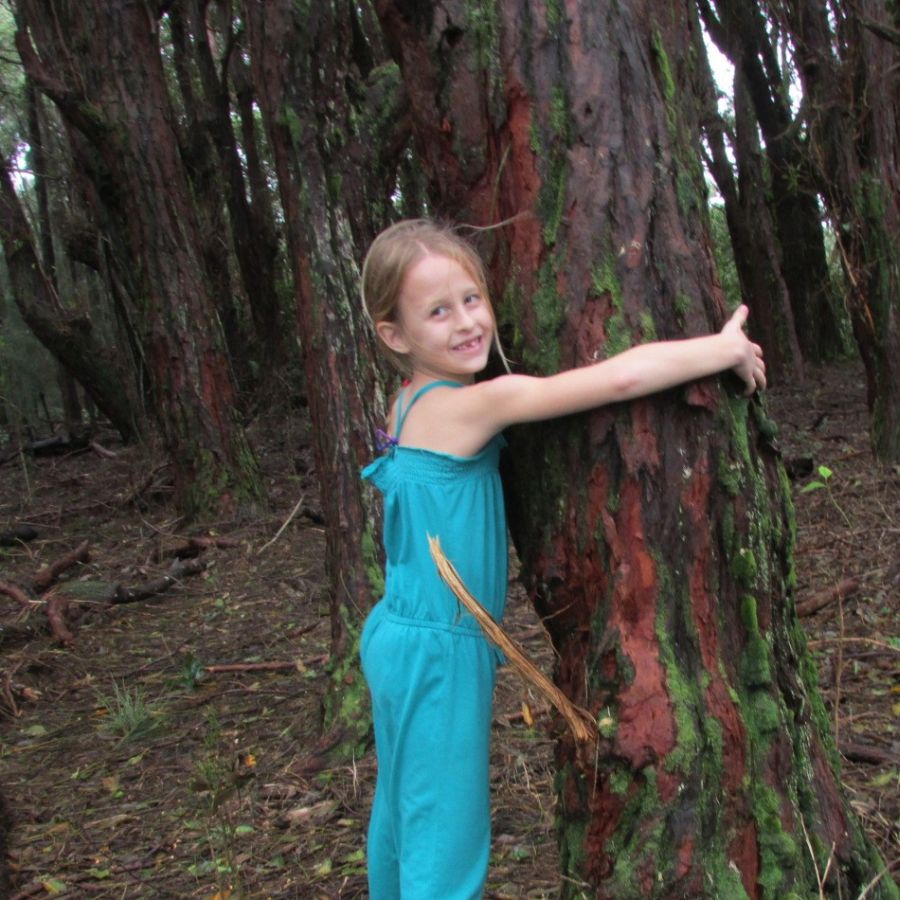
xmin=166 ymin=1 xmax=288 ymax=386
xmin=242 ymin=0 xmax=408 ymax=756
xmin=373 ymin=1 xmax=896 ymax=896
xmin=693 ymin=22 xmax=803 ymax=383
xmin=13 ymin=0 xmax=264 ymax=518
xmin=698 ymin=0 xmax=848 ymax=369
xmin=775 ymin=0 xmax=900 ymax=462
xmin=0 ymin=150 xmax=140 ymax=442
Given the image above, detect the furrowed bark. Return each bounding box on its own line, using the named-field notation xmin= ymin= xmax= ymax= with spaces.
xmin=373 ymin=1 xmax=897 ymax=895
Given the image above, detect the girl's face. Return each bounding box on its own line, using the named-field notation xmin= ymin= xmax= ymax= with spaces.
xmin=376 ymin=253 xmax=494 ymax=384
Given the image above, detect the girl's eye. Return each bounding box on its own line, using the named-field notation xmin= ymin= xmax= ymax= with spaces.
xmin=430 ymin=306 xmax=447 ymax=317
xmin=464 ymin=293 xmax=481 ymax=305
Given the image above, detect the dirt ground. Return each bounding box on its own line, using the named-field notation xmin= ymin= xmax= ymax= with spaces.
xmin=0 ymin=359 xmax=897 ymax=899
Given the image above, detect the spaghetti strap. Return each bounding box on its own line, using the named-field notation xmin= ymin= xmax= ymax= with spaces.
xmin=395 ymin=380 xmax=462 ymax=440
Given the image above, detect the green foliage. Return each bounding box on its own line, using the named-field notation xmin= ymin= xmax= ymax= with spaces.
xmin=171 ymin=652 xmax=206 ymax=691
xmin=799 ymin=464 xmax=833 ymax=494
xmin=96 ymin=681 xmax=161 ymax=742
xmin=800 ymin=464 xmax=851 ymax=528
xmin=0 ymin=3 xmax=26 ymax=152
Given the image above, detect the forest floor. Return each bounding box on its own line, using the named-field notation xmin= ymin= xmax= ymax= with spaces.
xmin=0 ymin=358 xmax=897 ymax=899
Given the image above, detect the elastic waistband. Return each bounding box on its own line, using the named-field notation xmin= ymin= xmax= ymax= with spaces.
xmin=381 ymin=605 xmax=485 ymax=639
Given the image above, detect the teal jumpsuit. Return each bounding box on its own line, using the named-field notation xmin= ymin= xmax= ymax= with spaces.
xmin=360 ymin=381 xmax=508 ymax=899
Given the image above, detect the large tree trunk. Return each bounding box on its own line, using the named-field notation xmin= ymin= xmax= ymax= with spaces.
xmin=373 ymin=1 xmax=896 ymax=896
xmin=15 ymin=0 xmax=264 ymax=518
xmin=243 ymin=0 xmax=404 ymax=759
xmin=779 ymin=0 xmax=900 ymax=461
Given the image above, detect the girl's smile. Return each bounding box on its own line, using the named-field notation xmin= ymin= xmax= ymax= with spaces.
xmin=375 ymin=253 xmax=495 ymax=383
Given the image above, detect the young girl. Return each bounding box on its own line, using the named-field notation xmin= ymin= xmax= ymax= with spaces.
xmin=359 ymin=219 xmax=765 ymax=899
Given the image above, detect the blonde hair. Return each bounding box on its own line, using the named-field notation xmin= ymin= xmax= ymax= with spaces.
xmin=361 ymin=219 xmax=510 ymax=377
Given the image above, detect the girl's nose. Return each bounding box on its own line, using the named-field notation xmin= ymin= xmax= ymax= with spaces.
xmin=455 ymin=305 xmax=475 ymax=328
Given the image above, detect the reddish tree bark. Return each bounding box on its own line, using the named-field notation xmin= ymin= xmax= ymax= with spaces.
xmin=373 ymin=1 xmax=895 ymax=896
xmin=167 ymin=2 xmax=287 ymax=380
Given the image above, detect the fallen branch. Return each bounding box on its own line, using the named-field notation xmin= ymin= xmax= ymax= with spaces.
xmin=807 ymin=636 xmax=900 ymax=654
xmin=112 ymin=557 xmax=207 ymax=603
xmin=32 ymin=540 xmax=90 ymax=593
xmin=797 ymin=578 xmax=859 ymax=618
xmin=0 ymin=581 xmax=37 ymax=609
xmin=45 ymin=593 xmax=75 ymax=646
xmin=429 ymin=535 xmax=596 ymax=744
xmin=89 ymin=440 xmax=118 ymax=459
xmin=840 ymin=741 xmax=899 ymax=767
xmin=158 ymin=535 xmax=240 ymax=560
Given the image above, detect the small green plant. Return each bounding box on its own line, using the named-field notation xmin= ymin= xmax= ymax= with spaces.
xmin=96 ymin=681 xmax=159 ymax=742
xmin=800 ymin=464 xmax=851 ymax=528
xmin=171 ymin=652 xmax=205 ymax=691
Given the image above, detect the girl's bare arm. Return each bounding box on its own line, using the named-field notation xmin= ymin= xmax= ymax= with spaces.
xmin=470 ymin=305 xmax=765 ymax=433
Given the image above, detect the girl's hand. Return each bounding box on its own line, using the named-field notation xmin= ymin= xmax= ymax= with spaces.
xmin=722 ymin=305 xmax=766 ymax=396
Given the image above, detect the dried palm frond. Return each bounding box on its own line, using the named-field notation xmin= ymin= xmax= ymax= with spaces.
xmin=428 ymin=535 xmax=597 ymax=744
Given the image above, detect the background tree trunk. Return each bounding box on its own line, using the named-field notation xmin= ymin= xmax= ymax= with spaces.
xmin=0 ymin=153 xmax=139 ymax=442
xmin=243 ymin=0 xmax=403 ymax=759
xmin=700 ymin=0 xmax=848 ymax=367
xmin=778 ymin=0 xmax=900 ymax=461
xmin=696 ymin=38 xmax=802 ymax=384
xmin=15 ymin=0 xmax=264 ymax=518
xmin=168 ymin=2 xmax=288 ymax=385
xmin=24 ymin=76 xmax=85 ymax=432
xmin=374 ymin=1 xmax=896 ymax=895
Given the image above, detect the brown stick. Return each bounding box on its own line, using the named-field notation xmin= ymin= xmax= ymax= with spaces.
xmin=113 ymin=557 xmax=206 ymax=603
xmin=429 ymin=536 xmax=596 ymax=744
xmin=89 ymin=440 xmax=118 ymax=459
xmin=839 ymin=741 xmax=900 ymax=766
xmin=162 ymin=536 xmax=240 ymax=560
xmin=45 ymin=593 xmax=75 ymax=646
xmin=32 ymin=540 xmax=90 ymax=592
xmin=0 ymin=580 xmax=36 ymax=608
xmin=796 ymin=577 xmax=860 ymax=618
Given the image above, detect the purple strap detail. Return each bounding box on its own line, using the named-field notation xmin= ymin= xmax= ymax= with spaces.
xmin=374 ymin=428 xmax=399 ymax=453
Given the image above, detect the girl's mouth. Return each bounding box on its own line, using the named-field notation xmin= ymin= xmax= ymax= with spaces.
xmin=453 ymin=335 xmax=483 ymax=353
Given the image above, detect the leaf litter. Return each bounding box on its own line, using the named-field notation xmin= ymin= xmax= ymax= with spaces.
xmin=0 ymin=358 xmax=896 ymax=897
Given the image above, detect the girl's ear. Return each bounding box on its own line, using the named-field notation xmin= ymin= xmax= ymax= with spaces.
xmin=376 ymin=320 xmax=410 ymax=356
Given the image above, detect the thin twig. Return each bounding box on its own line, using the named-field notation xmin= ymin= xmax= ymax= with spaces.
xmin=204 ymin=660 xmax=316 ymax=674
xmin=808 ymin=637 xmax=900 ymax=654
xmin=257 ymin=493 xmax=305 ymax=555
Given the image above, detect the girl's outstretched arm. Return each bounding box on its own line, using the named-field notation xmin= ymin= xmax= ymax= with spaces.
xmin=471 ymin=305 xmax=765 ymax=432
